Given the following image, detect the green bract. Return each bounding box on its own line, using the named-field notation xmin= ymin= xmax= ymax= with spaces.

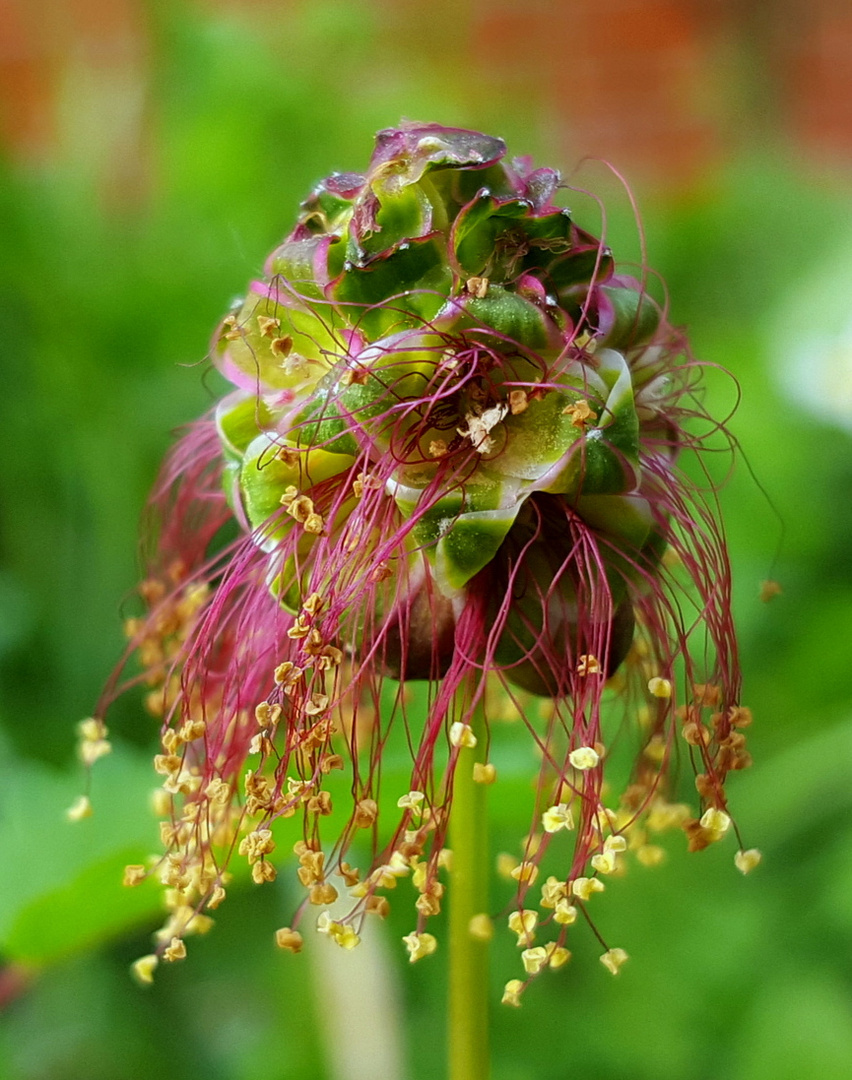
xmin=213 ymin=122 xmax=664 ymax=630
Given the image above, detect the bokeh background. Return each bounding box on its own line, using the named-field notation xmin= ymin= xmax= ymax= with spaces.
xmin=2 ymin=1 xmax=852 ymax=1077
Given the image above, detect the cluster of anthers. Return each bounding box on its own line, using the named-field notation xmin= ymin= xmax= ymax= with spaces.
xmin=77 ymin=122 xmax=760 ymax=1003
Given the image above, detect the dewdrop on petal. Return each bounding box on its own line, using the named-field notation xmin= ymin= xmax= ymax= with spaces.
xmin=92 ymin=121 xmax=751 ymax=991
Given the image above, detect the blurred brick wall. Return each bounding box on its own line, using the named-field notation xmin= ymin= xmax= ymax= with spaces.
xmin=469 ymin=0 xmax=724 ymax=188
xmin=1 ymin=0 xmax=851 ymax=189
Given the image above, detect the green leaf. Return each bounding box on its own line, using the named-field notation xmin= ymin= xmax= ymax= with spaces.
xmin=0 ymin=741 xmax=163 ymax=965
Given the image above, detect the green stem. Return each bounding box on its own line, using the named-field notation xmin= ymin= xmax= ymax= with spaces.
xmin=448 ymin=692 xmax=490 ymax=1080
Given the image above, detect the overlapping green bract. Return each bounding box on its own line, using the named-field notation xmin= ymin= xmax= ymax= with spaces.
xmin=215 ymin=122 xmax=674 ymax=687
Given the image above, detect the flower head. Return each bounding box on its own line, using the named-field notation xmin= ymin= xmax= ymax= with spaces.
xmin=97 ymin=123 xmax=754 ymax=988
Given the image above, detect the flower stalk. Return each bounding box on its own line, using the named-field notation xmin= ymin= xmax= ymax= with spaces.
xmin=448 ymin=689 xmax=490 ymax=1080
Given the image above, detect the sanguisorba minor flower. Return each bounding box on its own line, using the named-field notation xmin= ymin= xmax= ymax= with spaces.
xmin=90 ymin=122 xmax=759 ymax=994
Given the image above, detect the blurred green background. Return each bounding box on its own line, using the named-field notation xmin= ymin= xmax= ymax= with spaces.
xmin=2 ymin=1 xmax=852 ymax=1077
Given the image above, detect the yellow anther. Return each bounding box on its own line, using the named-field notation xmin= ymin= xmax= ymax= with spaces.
xmin=469 ymin=914 xmax=494 ymax=942
xmin=734 ymin=848 xmax=762 ymax=874
xmin=699 ymin=807 xmax=731 ymax=838
xmin=164 ymin=936 xmax=187 ymax=963
xmin=416 ymin=892 xmax=441 ymax=917
xmin=255 ymin=702 xmax=281 ymax=727
xmin=497 ymin=852 xmax=519 ymax=880
xmin=562 ymin=399 xmax=596 ymax=427
xmin=317 ymin=645 xmax=344 ymax=669
xmin=305 ymin=692 xmax=330 ymax=716
xmin=540 ymin=876 xmax=567 ymax=909
xmin=728 ymin=705 xmax=753 ymax=728
xmin=154 ymin=754 xmax=182 ymax=776
xmin=693 ymin=683 xmax=722 ymax=706
xmin=510 ymin=861 xmax=539 ymax=885
xmin=80 ymin=738 xmax=112 ymax=766
xmin=548 ymin=946 xmax=571 ymax=969
xmin=648 ymin=676 xmax=672 ymax=698
xmin=592 ymin=805 xmax=620 ymax=833
xmin=354 ymin=798 xmax=378 ymax=829
xmin=397 ymin=790 xmax=426 ymax=816
xmin=507 ymin=909 xmax=538 ymax=943
xmin=366 ymin=895 xmax=391 ymax=918
xmin=542 ymin=803 xmax=575 ymax=833
xmin=576 ymin=654 xmax=601 ymax=676
xmin=275 ymin=927 xmax=303 ymax=952
xmin=309 ymin=882 xmax=338 ymax=905
xmin=473 ymin=762 xmax=497 ymax=784
xmin=123 ymin=864 xmax=147 ymax=888
xmin=78 ymin=717 xmax=108 ymax=742
xmin=317 ymin=914 xmax=361 ymax=950
xmin=466 ymin=275 xmax=489 ymax=298
xmin=570 ymin=877 xmax=605 ymax=902
xmin=332 ymin=923 xmax=361 ymax=950
xmin=600 ymin=947 xmax=629 ymax=975
xmin=66 ymin=795 xmax=93 ymax=822
xmin=339 ymin=365 xmax=370 ymax=387
xmin=636 ymin=845 xmax=666 ymax=868
xmin=402 ymin=931 xmax=437 ymax=963
xmin=553 ymin=899 xmax=578 ymax=925
xmin=252 ymin=860 xmax=277 ymax=884
xmin=287 ymin=777 xmax=312 ymax=801
xmin=207 ymin=885 xmax=227 ymax=909
xmin=151 ymin=788 xmax=173 ymax=816
xmin=646 ymin=799 xmax=691 ymax=832
xmin=427 ymin=439 xmax=448 ymax=458
xmin=238 ymin=829 xmax=275 ymax=863
xmin=568 ymin=746 xmax=600 ymax=771
xmin=131 ymin=954 xmax=159 ymax=985
xmin=501 ymin=979 xmax=525 ymax=1007
xmin=449 ymin=722 xmax=477 ymax=749
xmin=521 ymin=946 xmax=549 ymax=975
xmin=643 ymin=734 xmax=667 ymax=762
xmin=682 ymin=722 xmax=710 ymax=746
xmin=590 ymin=851 xmax=618 ymax=875
xmin=508 ymin=389 xmax=529 ymax=415
xmin=286 ymin=494 xmax=314 ymax=522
